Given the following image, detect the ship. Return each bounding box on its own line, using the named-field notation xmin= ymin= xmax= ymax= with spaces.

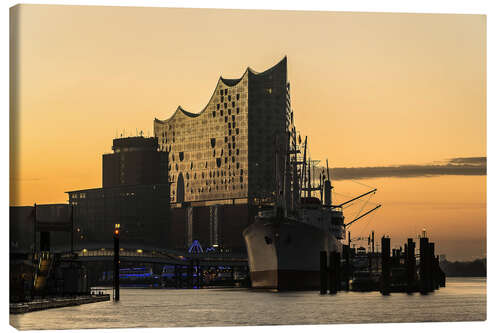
xmin=243 ymin=135 xmax=381 ymax=291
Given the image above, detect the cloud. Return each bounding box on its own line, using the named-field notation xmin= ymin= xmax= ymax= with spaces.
xmin=447 ymin=157 xmax=486 ymax=165
xmin=327 ymin=157 xmax=486 ymax=180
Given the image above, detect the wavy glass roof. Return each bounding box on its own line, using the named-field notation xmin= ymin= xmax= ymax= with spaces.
xmin=155 ymin=56 xmax=287 ymax=123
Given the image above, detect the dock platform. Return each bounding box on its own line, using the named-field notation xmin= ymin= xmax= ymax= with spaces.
xmin=10 ymin=294 xmax=110 ymax=314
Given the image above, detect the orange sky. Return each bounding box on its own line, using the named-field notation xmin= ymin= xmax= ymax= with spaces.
xmin=10 ymin=5 xmax=486 ymax=260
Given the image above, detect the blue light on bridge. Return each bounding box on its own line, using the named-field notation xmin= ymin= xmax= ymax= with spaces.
xmin=188 ymin=240 xmax=204 ymax=254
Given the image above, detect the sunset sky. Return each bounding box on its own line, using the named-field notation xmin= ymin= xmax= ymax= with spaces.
xmin=10 ymin=5 xmax=486 ymax=260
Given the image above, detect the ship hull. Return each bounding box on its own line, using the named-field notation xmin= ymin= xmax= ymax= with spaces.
xmin=243 ymin=218 xmax=343 ymax=290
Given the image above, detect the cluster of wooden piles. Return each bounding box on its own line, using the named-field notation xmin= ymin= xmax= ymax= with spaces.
xmin=319 ymin=236 xmax=446 ymax=295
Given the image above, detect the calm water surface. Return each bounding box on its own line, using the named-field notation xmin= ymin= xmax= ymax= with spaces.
xmin=10 ymin=277 xmax=486 ymax=330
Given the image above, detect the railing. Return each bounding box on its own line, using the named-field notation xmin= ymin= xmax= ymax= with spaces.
xmin=90 ymin=287 xmax=112 ymax=296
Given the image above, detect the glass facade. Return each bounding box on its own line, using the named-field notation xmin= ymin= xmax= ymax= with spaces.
xmin=154 ymin=57 xmax=290 ymax=206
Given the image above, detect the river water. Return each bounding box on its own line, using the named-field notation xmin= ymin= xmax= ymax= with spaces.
xmin=10 ymin=277 xmax=486 ymax=330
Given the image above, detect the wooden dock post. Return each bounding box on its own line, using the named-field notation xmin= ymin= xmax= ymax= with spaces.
xmin=429 ymin=243 xmax=438 ymax=290
xmin=381 ymin=236 xmax=391 ymax=295
xmin=406 ymin=238 xmax=416 ymax=293
xmin=320 ymin=251 xmax=327 ymax=294
xmin=329 ymin=251 xmax=337 ymax=294
xmin=419 ymin=237 xmax=429 ymax=294
xmin=434 ymin=257 xmax=440 ymax=290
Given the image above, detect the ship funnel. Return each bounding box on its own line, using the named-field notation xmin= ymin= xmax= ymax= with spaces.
xmin=324 ymin=179 xmax=332 ymax=206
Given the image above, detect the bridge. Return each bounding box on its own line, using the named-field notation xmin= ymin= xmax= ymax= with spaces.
xmin=60 ymin=247 xmax=248 ymax=267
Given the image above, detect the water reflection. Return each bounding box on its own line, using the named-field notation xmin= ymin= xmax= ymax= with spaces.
xmin=10 ymin=277 xmax=486 ymax=330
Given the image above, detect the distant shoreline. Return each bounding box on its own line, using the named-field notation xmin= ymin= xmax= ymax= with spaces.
xmin=440 ymin=259 xmax=486 ymax=277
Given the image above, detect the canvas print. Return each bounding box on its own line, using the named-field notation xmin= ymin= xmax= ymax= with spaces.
xmin=9 ymin=4 xmax=486 ymax=329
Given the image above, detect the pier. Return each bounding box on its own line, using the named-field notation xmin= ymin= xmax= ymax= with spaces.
xmin=319 ymin=233 xmax=446 ymax=294
xmin=10 ymin=294 xmax=110 ymax=314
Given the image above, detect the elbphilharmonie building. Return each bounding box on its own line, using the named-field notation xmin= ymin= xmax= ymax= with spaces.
xmin=154 ymin=57 xmax=293 ymax=251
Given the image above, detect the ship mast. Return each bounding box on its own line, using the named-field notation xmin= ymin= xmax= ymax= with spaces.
xmin=308 ymin=157 xmax=312 ymax=198
xmin=300 ymin=136 xmax=308 ymax=198
xmin=282 ymin=130 xmax=289 ymax=218
xmin=291 ymin=128 xmax=299 ymax=211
